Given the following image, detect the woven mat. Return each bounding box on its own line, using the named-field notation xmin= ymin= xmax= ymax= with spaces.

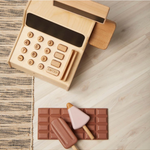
xmin=0 ymin=0 xmax=33 ymax=149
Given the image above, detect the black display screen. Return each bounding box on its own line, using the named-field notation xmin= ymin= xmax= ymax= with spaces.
xmin=26 ymin=13 xmax=85 ymax=47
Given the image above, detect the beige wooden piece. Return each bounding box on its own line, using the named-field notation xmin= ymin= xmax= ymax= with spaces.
xmin=89 ymin=20 xmax=116 ymax=50
xmin=41 ymin=55 xmax=48 ymax=62
xmin=51 ymin=59 xmax=61 ymax=68
xmin=24 ymin=39 xmax=30 ymax=46
xmin=72 ymin=145 xmax=79 ymax=150
xmin=57 ymin=44 xmax=68 ymax=52
xmin=34 ymin=43 xmax=41 ymax=50
xmin=62 ymin=50 xmax=78 ymax=81
xmin=83 ymin=125 xmax=94 ymax=140
xmin=54 ymin=0 xmax=115 ymax=50
xmin=44 ymin=48 xmax=51 ymax=54
xmin=54 ymin=52 xmax=64 ymax=60
xmin=38 ymin=36 xmax=44 ymax=42
xmin=47 ymin=40 xmax=54 ymax=46
xmin=31 ymin=51 xmax=37 ymax=58
xmin=28 ymin=59 xmax=34 ymax=65
xmin=18 ymin=55 xmax=24 ymax=61
xmin=67 ymin=103 xmax=73 ymax=109
xmin=38 ymin=63 xmax=44 ymax=70
xmin=21 ymin=47 xmax=27 ymax=54
xmin=46 ymin=67 xmax=60 ymax=76
xmin=8 ymin=0 xmax=95 ymax=90
xmin=54 ymin=0 xmax=109 ymax=22
xmin=28 ymin=31 xmax=34 ymax=38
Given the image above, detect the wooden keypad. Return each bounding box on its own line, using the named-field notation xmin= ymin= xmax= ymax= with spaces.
xmin=13 ymin=26 xmax=78 ymax=82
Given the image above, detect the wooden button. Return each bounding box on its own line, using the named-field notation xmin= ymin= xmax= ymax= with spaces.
xmin=38 ymin=36 xmax=44 ymax=42
xmin=28 ymin=59 xmax=34 ymax=65
xmin=38 ymin=63 xmax=44 ymax=70
xmin=44 ymin=48 xmax=51 ymax=54
xmin=34 ymin=43 xmax=41 ymax=50
xmin=24 ymin=39 xmax=30 ymax=46
xmin=21 ymin=47 xmax=27 ymax=53
xmin=41 ymin=56 xmax=48 ymax=62
xmin=54 ymin=52 xmax=64 ymax=60
xmin=18 ymin=55 xmax=24 ymax=61
xmin=31 ymin=51 xmax=37 ymax=58
xmin=57 ymin=44 xmax=68 ymax=52
xmin=47 ymin=40 xmax=54 ymax=46
xmin=51 ymin=60 xmax=61 ymax=68
xmin=46 ymin=67 xmax=60 ymax=76
xmin=27 ymin=32 xmax=34 ymax=38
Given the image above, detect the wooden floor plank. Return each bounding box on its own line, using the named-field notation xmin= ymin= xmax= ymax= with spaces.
xmin=34 ymin=1 xmax=150 ymax=150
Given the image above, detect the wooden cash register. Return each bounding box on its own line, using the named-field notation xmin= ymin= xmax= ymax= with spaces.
xmin=8 ymin=0 xmax=116 ymax=90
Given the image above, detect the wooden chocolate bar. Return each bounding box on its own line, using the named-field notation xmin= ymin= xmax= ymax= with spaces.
xmin=38 ymin=108 xmax=109 ymax=140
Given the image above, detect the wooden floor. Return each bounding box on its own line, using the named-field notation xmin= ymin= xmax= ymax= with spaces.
xmin=32 ymin=1 xmax=150 ymax=150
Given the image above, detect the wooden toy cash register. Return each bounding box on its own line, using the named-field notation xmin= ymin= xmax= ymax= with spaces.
xmin=8 ymin=0 xmax=116 ymax=90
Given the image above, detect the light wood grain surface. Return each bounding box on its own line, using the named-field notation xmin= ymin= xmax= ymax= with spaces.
xmin=33 ymin=1 xmax=150 ymax=150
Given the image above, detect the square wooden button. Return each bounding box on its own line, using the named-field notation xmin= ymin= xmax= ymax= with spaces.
xmin=54 ymin=52 xmax=64 ymax=60
xmin=51 ymin=60 xmax=61 ymax=68
xmin=57 ymin=44 xmax=68 ymax=52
